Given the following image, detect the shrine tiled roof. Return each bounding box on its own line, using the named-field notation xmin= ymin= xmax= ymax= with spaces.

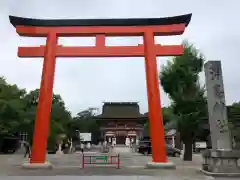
xmin=95 ymin=102 xmax=147 ymax=119
xmin=94 ymin=115 xmax=148 ymax=120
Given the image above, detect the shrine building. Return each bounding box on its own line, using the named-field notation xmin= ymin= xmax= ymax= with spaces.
xmin=94 ymin=102 xmax=147 ymax=144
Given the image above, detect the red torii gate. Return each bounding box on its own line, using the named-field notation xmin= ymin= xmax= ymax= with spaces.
xmin=10 ymin=14 xmax=191 ymax=165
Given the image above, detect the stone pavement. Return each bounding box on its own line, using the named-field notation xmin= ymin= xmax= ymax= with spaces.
xmin=1 ymin=177 xmax=236 ymax=180
xmin=0 ymin=153 xmax=238 ymax=179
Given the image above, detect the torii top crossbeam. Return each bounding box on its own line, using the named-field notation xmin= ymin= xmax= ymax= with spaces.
xmin=9 ymin=14 xmax=191 ymax=58
xmin=10 ymin=13 xmax=191 ymax=28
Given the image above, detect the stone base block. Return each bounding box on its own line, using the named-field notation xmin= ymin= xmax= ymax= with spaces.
xmin=145 ymin=161 xmax=176 ymax=169
xmin=21 ymin=161 xmax=53 ymax=169
xmin=201 ymin=169 xmax=240 ymax=177
xmin=201 ymin=149 xmax=240 ymax=176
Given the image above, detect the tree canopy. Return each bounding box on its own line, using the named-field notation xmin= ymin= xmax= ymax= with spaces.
xmin=159 ymin=41 xmax=207 ymax=161
xmin=0 ymin=76 xmax=100 ymax=150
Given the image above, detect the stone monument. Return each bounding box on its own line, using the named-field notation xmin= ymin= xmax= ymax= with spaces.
xmin=202 ymin=61 xmax=240 ymax=176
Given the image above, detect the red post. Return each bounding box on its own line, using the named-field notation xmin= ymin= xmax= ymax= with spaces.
xmin=82 ymin=154 xmax=85 ymax=168
xmin=143 ymin=30 xmax=167 ymax=163
xmin=117 ymin=154 xmax=120 ymax=169
xmin=30 ymin=31 xmax=57 ymax=163
xmin=96 ymin=34 xmax=105 ymax=47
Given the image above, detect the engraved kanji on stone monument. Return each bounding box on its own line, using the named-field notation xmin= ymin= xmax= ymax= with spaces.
xmin=204 ymin=61 xmax=232 ymax=150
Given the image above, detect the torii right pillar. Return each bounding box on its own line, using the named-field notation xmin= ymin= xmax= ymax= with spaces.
xmin=144 ymin=30 xmax=175 ymax=169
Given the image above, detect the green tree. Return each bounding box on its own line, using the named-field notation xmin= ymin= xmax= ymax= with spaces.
xmin=144 ymin=106 xmax=174 ymax=136
xmin=0 ymin=77 xmax=26 ymax=136
xmin=69 ymin=108 xmax=100 ymax=144
xmin=159 ymin=41 xmax=207 ymax=161
xmin=0 ymin=77 xmax=73 ymax=151
xmin=22 ymin=89 xmax=72 ymax=146
xmin=227 ymin=102 xmax=240 ymax=149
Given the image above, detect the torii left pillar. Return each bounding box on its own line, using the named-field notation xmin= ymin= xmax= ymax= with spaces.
xmin=22 ymin=32 xmax=57 ymax=169
xmin=31 ymin=32 xmax=57 ymax=164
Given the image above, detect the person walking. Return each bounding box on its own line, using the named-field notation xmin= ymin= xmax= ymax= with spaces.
xmin=80 ymin=142 xmax=84 ymax=153
xmin=23 ymin=141 xmax=31 ymax=158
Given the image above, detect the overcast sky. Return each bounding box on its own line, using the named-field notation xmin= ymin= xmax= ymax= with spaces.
xmin=0 ymin=0 xmax=239 ymax=115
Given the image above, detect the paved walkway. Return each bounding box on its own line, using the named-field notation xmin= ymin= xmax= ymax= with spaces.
xmin=0 ymin=153 xmax=237 ymax=179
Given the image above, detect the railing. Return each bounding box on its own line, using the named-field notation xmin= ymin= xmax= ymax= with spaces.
xmin=100 ymin=127 xmax=143 ymax=130
xmin=82 ymin=154 xmax=120 ymax=169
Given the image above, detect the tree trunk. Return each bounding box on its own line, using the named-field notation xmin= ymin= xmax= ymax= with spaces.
xmin=192 ymin=140 xmax=196 ymax=153
xmin=175 ymin=131 xmax=182 ymax=149
xmin=183 ymin=138 xmax=193 ymax=161
xmin=206 ymin=134 xmax=212 ymax=149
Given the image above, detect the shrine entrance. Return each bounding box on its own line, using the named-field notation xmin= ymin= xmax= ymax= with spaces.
xmin=10 ymin=13 xmax=192 ymax=165
xmin=94 ymin=102 xmax=147 ymax=145
xmin=117 ymin=136 xmax=126 ymax=145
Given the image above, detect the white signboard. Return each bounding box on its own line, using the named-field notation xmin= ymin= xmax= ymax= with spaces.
xmin=195 ymin=142 xmax=207 ymax=149
xmin=80 ymin=133 xmax=92 ymax=142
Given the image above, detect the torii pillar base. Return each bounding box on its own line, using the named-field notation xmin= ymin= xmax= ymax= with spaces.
xmin=145 ymin=162 xmax=176 ymax=169
xmin=21 ymin=161 xmax=53 ymax=169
